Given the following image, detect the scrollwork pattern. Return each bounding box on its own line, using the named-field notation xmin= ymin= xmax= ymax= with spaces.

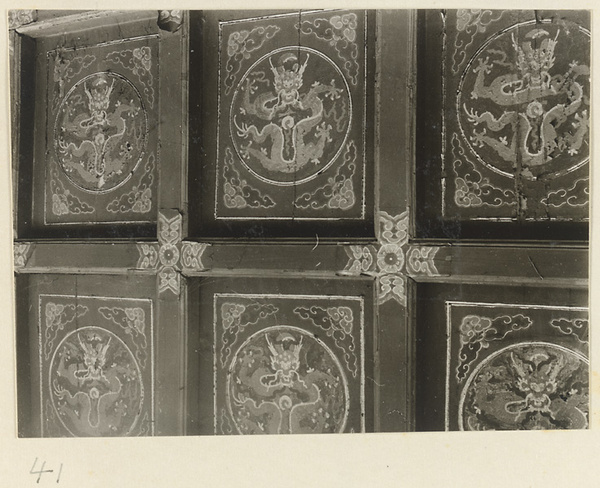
xmin=378 ymin=210 xmax=408 ymax=246
xmin=159 ymin=212 xmax=182 ymax=245
xmin=406 ymin=247 xmax=440 ymax=276
xmin=135 ymin=211 xmax=210 ymax=294
xmin=106 ymin=154 xmax=155 ymax=214
xmin=219 ymin=302 xmax=279 ymax=368
xmin=456 ymin=313 xmax=533 ymax=382
xmin=452 ymin=133 xmax=516 ymax=208
xmin=293 ymin=305 xmax=358 ymax=378
xmin=342 ymin=245 xmax=376 ymax=275
xmin=342 ymin=211 xmax=441 ymax=306
xmin=378 ymin=275 xmax=405 ymax=307
xmin=158 ymin=267 xmax=179 ymax=295
xmin=541 ymin=178 xmax=589 ymax=209
xmin=158 ymin=10 xmax=184 ymax=32
xmin=452 ymin=9 xmax=505 ymax=74
xmin=52 ymin=52 xmax=96 ymax=112
xmin=181 ymin=243 xmax=210 ymax=271
xmin=14 ymin=242 xmax=34 ymax=268
xmin=136 ymin=244 xmax=159 ymax=269
xmin=295 ymin=141 xmax=357 ymax=211
xmin=44 ymin=302 xmax=89 ymax=361
xmin=106 ymin=47 xmax=155 ymax=108
xmin=224 ymin=25 xmax=281 ymax=95
xmin=98 ymin=306 xmax=149 ymax=368
xmin=50 ymin=163 xmax=95 ymax=216
xmin=8 ymin=9 xmax=36 ymax=29
xmin=550 ymin=318 xmax=588 ymax=344
xmin=223 ymin=147 xmax=275 ymax=209
xmin=298 ymin=12 xmax=360 ymax=85
xmin=219 ymin=408 xmax=234 ymax=435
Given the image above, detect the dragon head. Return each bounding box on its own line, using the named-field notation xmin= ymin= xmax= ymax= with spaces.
xmin=512 ymin=28 xmax=559 ymax=89
xmin=266 ymin=332 xmax=303 ymax=383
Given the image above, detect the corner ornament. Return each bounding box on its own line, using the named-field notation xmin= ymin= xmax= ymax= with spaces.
xmin=136 ymin=210 xmax=209 ymax=295
xmin=157 ymin=10 xmax=183 ymax=33
xmin=14 ymin=242 xmax=35 ymax=269
xmin=8 ymin=10 xmax=37 ymax=30
xmin=341 ymin=211 xmax=440 ymax=306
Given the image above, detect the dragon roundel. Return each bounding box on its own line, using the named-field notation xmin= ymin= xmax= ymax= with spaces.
xmin=230 ymin=46 xmax=352 ymax=186
xmin=458 ymin=22 xmax=590 ymax=180
xmin=460 ymin=342 xmax=588 ymax=431
xmin=49 ymin=326 xmax=144 ymax=436
xmin=54 ymin=71 xmax=148 ymax=193
xmin=227 ymin=326 xmax=349 ymax=434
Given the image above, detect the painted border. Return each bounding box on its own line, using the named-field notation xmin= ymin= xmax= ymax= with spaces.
xmin=40 ymin=35 xmax=160 ymax=227
xmin=212 ymin=292 xmax=365 ymax=434
xmin=444 ymin=300 xmax=588 ymax=431
xmin=214 ymin=10 xmax=368 ymax=221
xmin=38 ymin=294 xmax=155 ymax=437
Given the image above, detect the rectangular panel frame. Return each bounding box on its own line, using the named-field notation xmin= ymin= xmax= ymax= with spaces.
xmin=15 ymin=273 xmax=159 ymax=437
xmin=188 ymin=9 xmax=376 ymax=239
xmin=186 ymin=275 xmax=375 ymax=435
xmin=445 ymin=300 xmax=588 ymax=431
xmin=413 ymin=281 xmax=588 ymax=432
xmin=414 ymin=9 xmax=590 ymax=241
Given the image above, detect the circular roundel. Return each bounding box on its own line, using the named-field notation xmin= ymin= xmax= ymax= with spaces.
xmin=54 ymin=71 xmax=148 ymax=193
xmin=49 ymin=326 xmax=144 ymax=436
xmin=459 ymin=342 xmax=588 ymax=431
xmin=230 ymin=46 xmax=352 ymax=186
xmin=227 ymin=325 xmax=349 ymax=434
xmin=457 ymin=21 xmax=590 ymax=180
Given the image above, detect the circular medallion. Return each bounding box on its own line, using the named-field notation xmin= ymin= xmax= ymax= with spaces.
xmin=377 ymin=244 xmax=404 ymax=274
xmin=49 ymin=326 xmax=144 ymax=436
xmin=158 ymin=243 xmax=180 ymax=267
xmin=458 ymin=21 xmax=590 ymax=180
xmin=460 ymin=342 xmax=588 ymax=431
xmin=227 ymin=325 xmax=349 ymax=434
xmin=54 ymin=71 xmax=148 ymax=193
xmin=230 ymin=46 xmax=352 ymax=186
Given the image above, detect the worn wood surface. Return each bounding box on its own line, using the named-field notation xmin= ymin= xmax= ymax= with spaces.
xmin=415 ymin=10 xmax=590 ymax=241
xmin=189 ymin=10 xmax=375 ymax=239
xmin=12 ymin=9 xmax=590 ymax=437
xmin=414 ymin=282 xmax=588 ymax=431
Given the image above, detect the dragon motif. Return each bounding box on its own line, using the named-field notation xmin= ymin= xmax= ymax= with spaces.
xmin=50 ymin=327 xmax=143 ymax=437
xmin=461 ymin=343 xmax=588 ymax=430
xmin=228 ymin=327 xmax=347 ymax=435
xmin=234 ymin=52 xmax=340 ymax=173
xmin=55 ymin=72 xmax=147 ymax=192
xmin=231 ymin=48 xmax=351 ymax=185
xmin=460 ymin=26 xmax=590 ymax=177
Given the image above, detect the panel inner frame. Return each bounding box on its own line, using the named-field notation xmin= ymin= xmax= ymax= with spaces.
xmin=187 ymin=9 xmax=377 ymax=240
xmin=414 ymin=9 xmax=590 ymax=242
xmin=12 ymin=10 xmax=176 ymax=239
xmin=413 ymin=280 xmax=589 ymax=432
xmin=185 ymin=274 xmax=376 ymax=435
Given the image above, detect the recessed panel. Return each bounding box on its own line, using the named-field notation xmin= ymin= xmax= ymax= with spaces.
xmin=214 ymin=293 xmax=365 ymax=434
xmin=444 ymin=11 xmax=590 ymax=222
xmin=215 ymin=10 xmax=368 ymax=221
xmin=40 ymin=35 xmax=159 ymax=228
xmin=189 ymin=276 xmax=372 ymax=435
xmin=446 ymin=302 xmax=588 ymax=431
xmin=415 ymin=282 xmax=588 ymax=432
xmin=416 ymin=10 xmax=590 ymax=239
xmin=38 ymin=294 xmax=154 ymax=437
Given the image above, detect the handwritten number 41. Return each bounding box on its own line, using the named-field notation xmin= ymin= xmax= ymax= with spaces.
xmin=30 ymin=458 xmax=63 ymax=483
